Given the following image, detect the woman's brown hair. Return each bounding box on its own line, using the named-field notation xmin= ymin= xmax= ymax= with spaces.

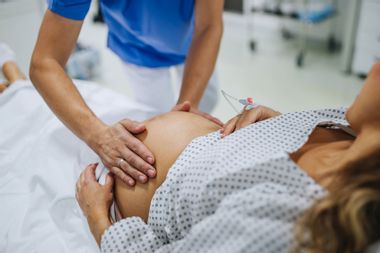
xmin=293 ymin=151 xmax=380 ymax=253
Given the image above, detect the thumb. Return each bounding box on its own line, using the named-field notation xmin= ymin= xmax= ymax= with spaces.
xmin=85 ymin=163 xmax=98 ymax=181
xmin=173 ymin=101 xmax=191 ymax=112
xmin=120 ymin=119 xmax=146 ymax=134
xmin=104 ymin=173 xmax=114 ymax=191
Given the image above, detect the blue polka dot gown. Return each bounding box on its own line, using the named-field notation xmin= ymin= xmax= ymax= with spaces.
xmin=101 ymin=108 xmax=349 ymax=253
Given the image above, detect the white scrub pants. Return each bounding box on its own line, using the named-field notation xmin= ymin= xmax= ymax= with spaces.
xmin=123 ymin=62 xmax=219 ymax=117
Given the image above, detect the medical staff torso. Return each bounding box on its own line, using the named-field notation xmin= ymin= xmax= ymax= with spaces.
xmin=48 ymin=0 xmax=195 ymax=68
xmin=102 ymin=0 xmax=195 ymax=67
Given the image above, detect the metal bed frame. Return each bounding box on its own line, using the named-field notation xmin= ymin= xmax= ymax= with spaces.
xmin=246 ymin=0 xmax=339 ymax=67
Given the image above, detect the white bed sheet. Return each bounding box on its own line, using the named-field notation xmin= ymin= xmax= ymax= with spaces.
xmin=0 ymin=80 xmax=154 ymax=253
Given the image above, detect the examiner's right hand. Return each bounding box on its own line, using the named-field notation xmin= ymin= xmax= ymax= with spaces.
xmin=89 ymin=119 xmax=156 ymax=186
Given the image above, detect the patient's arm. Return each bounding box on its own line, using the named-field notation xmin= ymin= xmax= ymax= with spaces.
xmin=114 ymin=111 xmax=220 ymax=222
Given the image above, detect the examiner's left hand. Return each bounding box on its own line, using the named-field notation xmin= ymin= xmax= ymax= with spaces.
xmin=172 ymin=101 xmax=223 ymax=126
xmin=76 ymin=163 xmax=113 ymax=245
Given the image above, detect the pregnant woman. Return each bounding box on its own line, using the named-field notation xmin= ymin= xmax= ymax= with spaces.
xmin=77 ymin=63 xmax=380 ymax=253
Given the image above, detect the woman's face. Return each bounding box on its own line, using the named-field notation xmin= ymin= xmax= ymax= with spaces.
xmin=346 ymin=62 xmax=380 ymax=133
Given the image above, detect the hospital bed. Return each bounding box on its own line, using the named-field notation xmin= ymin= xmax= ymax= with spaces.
xmin=247 ymin=0 xmax=338 ymax=67
xmin=2 ymin=79 xmax=380 ymax=253
xmin=0 ymin=80 xmax=154 ymax=253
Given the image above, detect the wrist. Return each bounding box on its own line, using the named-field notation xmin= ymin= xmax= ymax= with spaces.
xmin=88 ymin=214 xmax=112 ymax=246
xmin=87 ymin=207 xmax=109 ymax=222
xmin=84 ymin=118 xmax=108 ymax=149
xmin=87 ymin=210 xmax=111 ymax=230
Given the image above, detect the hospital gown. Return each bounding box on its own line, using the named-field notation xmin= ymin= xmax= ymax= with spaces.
xmin=101 ymin=108 xmax=349 ymax=253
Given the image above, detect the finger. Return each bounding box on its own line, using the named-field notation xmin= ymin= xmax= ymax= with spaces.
xmin=110 ymin=167 xmax=135 ymax=186
xmin=104 ymin=173 xmax=114 ymax=191
xmin=204 ymin=113 xmax=223 ymax=127
xmin=119 ymin=119 xmax=146 ymax=134
xmin=247 ymin=108 xmax=262 ymax=123
xmin=173 ymin=101 xmax=191 ymax=112
xmin=241 ymin=108 xmax=262 ymax=127
xmin=222 ymin=117 xmax=234 ymax=130
xmin=236 ymin=109 xmax=261 ymax=130
xmin=222 ymin=117 xmax=239 ymax=137
xmin=235 ymin=115 xmax=246 ymax=131
xmin=84 ymin=163 xmax=98 ymax=181
xmin=80 ymin=170 xmax=86 ymax=185
xmin=123 ymin=133 xmax=155 ymax=165
xmin=119 ymin=147 xmax=156 ymax=178
xmin=195 ymin=110 xmax=223 ymax=126
xmin=84 ymin=163 xmax=97 ymax=172
xmin=118 ymin=159 xmax=148 ymax=184
xmin=102 ymin=151 xmax=120 ymax=170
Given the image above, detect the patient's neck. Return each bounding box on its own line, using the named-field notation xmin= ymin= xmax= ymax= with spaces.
xmin=299 ymin=140 xmax=353 ymax=188
xmin=290 ymin=126 xmax=355 ymax=189
xmin=315 ymin=127 xmax=380 ymax=191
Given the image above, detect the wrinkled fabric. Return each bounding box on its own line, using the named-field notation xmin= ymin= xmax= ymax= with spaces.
xmin=0 ymin=80 xmax=153 ymax=253
xmin=101 ymin=108 xmax=349 ymax=253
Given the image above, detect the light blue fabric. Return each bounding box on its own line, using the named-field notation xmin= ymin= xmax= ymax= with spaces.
xmin=47 ymin=0 xmax=195 ymax=67
xmin=298 ymin=4 xmax=335 ymax=23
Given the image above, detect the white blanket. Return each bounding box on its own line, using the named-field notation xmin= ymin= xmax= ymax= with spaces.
xmin=0 ymin=80 xmax=154 ymax=253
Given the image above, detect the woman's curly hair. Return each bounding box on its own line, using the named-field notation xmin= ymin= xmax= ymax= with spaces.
xmin=293 ymin=151 xmax=380 ymax=253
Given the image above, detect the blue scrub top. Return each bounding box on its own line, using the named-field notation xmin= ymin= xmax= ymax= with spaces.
xmin=47 ymin=0 xmax=195 ymax=68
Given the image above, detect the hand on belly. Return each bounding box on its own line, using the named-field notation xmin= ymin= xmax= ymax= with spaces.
xmin=114 ymin=111 xmax=221 ymax=222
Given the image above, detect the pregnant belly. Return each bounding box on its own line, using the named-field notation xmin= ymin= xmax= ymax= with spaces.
xmin=114 ymin=111 xmax=221 ymax=222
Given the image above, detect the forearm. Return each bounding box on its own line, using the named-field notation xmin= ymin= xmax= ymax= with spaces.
xmin=30 ymin=10 xmax=105 ymax=146
xmin=178 ymin=25 xmax=223 ymax=107
xmin=30 ymin=58 xmax=106 ymax=145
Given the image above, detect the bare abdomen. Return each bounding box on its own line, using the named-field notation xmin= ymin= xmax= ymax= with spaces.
xmin=114 ymin=111 xmax=220 ymax=222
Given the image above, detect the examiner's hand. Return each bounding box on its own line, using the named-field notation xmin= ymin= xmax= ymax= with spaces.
xmin=221 ymin=105 xmax=281 ymax=137
xmin=76 ymin=163 xmax=113 ymax=245
xmin=89 ymin=119 xmax=156 ymax=186
xmin=172 ymin=101 xmax=223 ymax=126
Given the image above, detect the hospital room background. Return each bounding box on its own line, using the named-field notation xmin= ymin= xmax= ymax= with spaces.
xmin=0 ymin=0 xmax=375 ymax=122
xmin=1 ymin=0 xmax=380 ymax=253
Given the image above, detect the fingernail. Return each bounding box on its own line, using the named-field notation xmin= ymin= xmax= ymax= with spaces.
xmin=147 ymin=157 xmax=154 ymax=164
xmin=128 ymin=180 xmax=135 ymax=186
xmin=147 ymin=169 xmax=156 ymax=177
xmin=139 ymin=175 xmax=146 ymax=182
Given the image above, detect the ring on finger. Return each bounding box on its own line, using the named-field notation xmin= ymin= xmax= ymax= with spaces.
xmin=117 ymin=158 xmax=125 ymax=168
